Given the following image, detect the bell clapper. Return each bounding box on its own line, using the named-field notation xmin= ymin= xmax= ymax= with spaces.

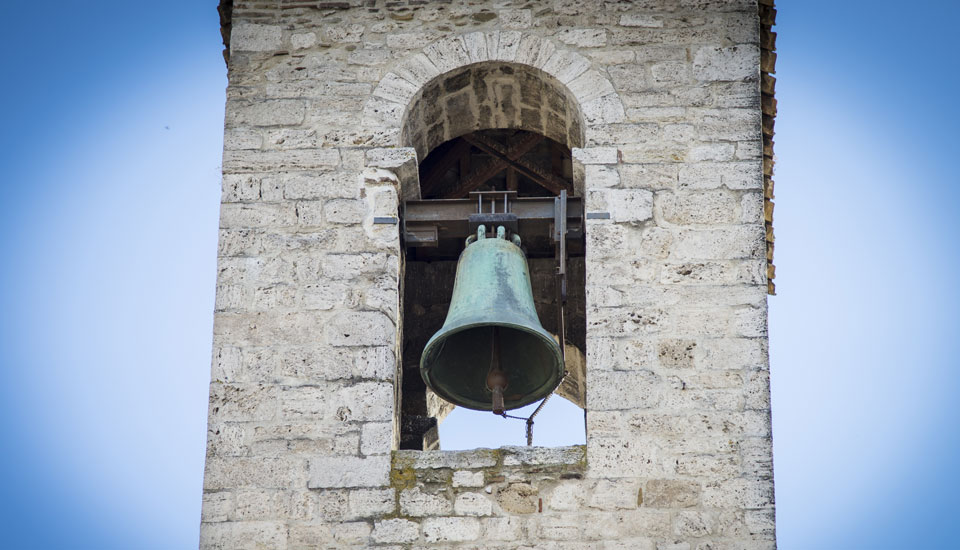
xmin=486 ymin=326 xmax=508 ymax=415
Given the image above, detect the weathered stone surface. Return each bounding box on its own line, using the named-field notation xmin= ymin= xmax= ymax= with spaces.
xmin=205 ymin=4 xmax=775 ymax=549
xmin=497 ymin=483 xmax=539 ymax=514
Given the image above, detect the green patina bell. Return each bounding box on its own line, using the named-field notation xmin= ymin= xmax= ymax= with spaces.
xmin=420 ymin=225 xmax=564 ymax=413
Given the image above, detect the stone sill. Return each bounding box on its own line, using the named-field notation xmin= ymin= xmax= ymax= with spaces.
xmin=393 ymin=445 xmax=586 ymax=473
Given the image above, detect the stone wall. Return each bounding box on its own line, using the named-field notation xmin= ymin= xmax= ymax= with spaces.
xmin=203 ymin=1 xmax=775 ymax=548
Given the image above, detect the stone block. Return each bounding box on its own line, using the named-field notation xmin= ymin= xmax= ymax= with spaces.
xmin=587 ymin=188 xmax=653 ymax=223
xmin=452 ymin=470 xmax=485 ymax=488
xmin=326 ymin=311 xmax=395 ymax=346
xmin=231 ymin=24 xmax=282 ymax=53
xmin=394 ymin=449 xmax=498 ymax=469
xmin=644 ymin=479 xmax=701 ymax=508
xmin=372 ymin=518 xmax=420 ymax=544
xmin=200 ymin=521 xmax=287 ymax=550
xmin=422 ymin=517 xmax=481 ymax=543
xmin=348 ymin=488 xmax=396 ymax=519
xmin=204 ymin=457 xmax=306 ymax=490
xmin=400 ymin=487 xmax=453 ymax=516
xmin=693 ymin=45 xmax=760 ymax=82
xmin=497 ymin=483 xmax=538 ymax=514
xmin=229 ymin=100 xmax=306 ymax=127
xmin=500 ymin=9 xmax=532 ymax=29
xmin=308 ymin=455 xmax=391 ymax=488
xmin=588 ymin=479 xmax=642 ymax=510
xmin=556 ymin=28 xmax=608 ymax=48
xmin=455 ymin=492 xmax=494 ymax=516
xmin=573 ymin=147 xmax=619 ymax=165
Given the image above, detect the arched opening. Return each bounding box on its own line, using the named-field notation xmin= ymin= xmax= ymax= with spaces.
xmin=397 ymin=62 xmax=587 ymax=450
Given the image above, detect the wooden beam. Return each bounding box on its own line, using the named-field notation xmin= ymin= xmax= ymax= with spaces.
xmin=420 ymin=139 xmax=472 ymax=197
xmin=451 ymin=132 xmax=544 ymax=198
xmin=462 ymin=133 xmax=569 ymax=195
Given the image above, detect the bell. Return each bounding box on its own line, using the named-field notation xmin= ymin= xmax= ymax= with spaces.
xmin=420 ymin=225 xmax=564 ymax=413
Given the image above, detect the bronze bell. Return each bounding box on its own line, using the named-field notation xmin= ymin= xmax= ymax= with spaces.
xmin=419 ymin=225 xmax=564 ymax=413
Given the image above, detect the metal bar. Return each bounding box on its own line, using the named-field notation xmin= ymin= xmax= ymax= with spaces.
xmin=405 ymin=196 xmax=581 ymax=221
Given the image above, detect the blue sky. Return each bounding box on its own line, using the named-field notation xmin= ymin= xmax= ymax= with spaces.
xmin=1 ymin=1 xmax=957 ymax=549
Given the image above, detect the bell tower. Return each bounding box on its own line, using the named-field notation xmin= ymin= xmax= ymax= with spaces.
xmin=202 ymin=1 xmax=779 ymax=548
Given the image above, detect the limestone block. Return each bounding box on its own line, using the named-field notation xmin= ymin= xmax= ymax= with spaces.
xmin=556 ymin=28 xmax=608 ymax=48
xmin=535 ymin=515 xmax=581 ymax=540
xmin=501 ymin=445 xmax=585 ymax=466
xmin=678 ymin=161 xmax=762 ymax=190
xmin=424 ymin=36 xmax=470 ymax=73
xmin=658 ymin=190 xmax=738 ymax=225
xmin=675 ymin=454 xmax=740 ymax=479
xmin=455 ymin=492 xmax=494 ymax=516
xmin=231 ymin=24 xmax=282 ymax=53
xmin=361 ymin=422 xmax=393 ymax=456
xmin=657 ymin=339 xmax=698 ymax=369
xmin=573 ymin=147 xmax=619 ymax=165
xmin=373 ymin=72 xmax=420 ymax=104
xmin=672 ymin=227 xmax=765 ymax=260
xmin=481 ymin=516 xmax=526 ymax=540
xmin=355 ymin=346 xmax=396 ymax=380
xmin=538 ymin=46 xmax=590 ymax=84
xmin=608 ymin=64 xmax=647 ymax=93
xmin=582 ymin=94 xmax=627 ymax=124
xmin=494 ymin=31 xmax=522 ymax=62
xmin=332 ymin=521 xmax=371 ymax=543
xmin=644 ymin=479 xmax=701 ymax=508
xmin=587 ymin=438 xmax=667 ymax=479
xmin=280 ymin=382 xmax=392 ymax=422
xmin=387 ymin=32 xmax=439 ymax=51
xmin=204 ymin=457 xmax=306 ymax=490
xmin=702 ymin=478 xmax=774 ymax=509
xmin=587 ymin=189 xmax=653 ymax=223
xmin=322 ymin=198 xmax=366 ymax=224
xmin=229 ymin=100 xmax=305 ymax=127
xmin=618 ymin=163 xmax=679 ymax=191
xmin=649 ymin=61 xmax=692 ymax=87
xmin=206 ymin=422 xmax=247 ymax=457
xmin=496 ymin=483 xmax=538 ymax=514
xmin=500 ymin=9 xmax=532 ymax=29
xmin=220 ymin=203 xmax=297 ymax=229
xmin=689 ymin=143 xmax=736 ymax=162
xmin=224 ymin=128 xmax=262 ymax=151
xmin=323 ymin=24 xmax=364 ymax=44
xmin=322 ymin=252 xmax=396 ymax=280
xmin=588 ymin=369 xmax=660 ymax=410
xmin=200 ymin=521 xmax=287 ymax=550
xmin=452 ymin=470 xmax=485 ymax=488
xmin=394 ymin=449 xmax=498 ymax=469
xmin=348 ymin=488 xmax=396 ymax=519
xmin=201 ymin=492 xmax=234 ymax=523
xmin=620 ymin=14 xmax=664 ymax=28
xmin=290 ymin=32 xmax=316 ymax=49
xmin=585 ymin=165 xmax=620 ymax=188
xmin=401 ymin=487 xmax=453 ymax=517
xmin=422 ymin=517 xmax=481 ymax=543
xmin=693 ymin=45 xmax=760 ymax=82
xmin=699 ymin=338 xmax=766 ymax=370
xmin=546 ymin=482 xmax=584 ymax=511
xmin=371 ymin=518 xmax=420 ymax=544
xmin=697 ymin=109 xmax=761 ymax=142
xmin=307 ymin=455 xmax=391 ymax=488
xmin=588 ymin=479 xmax=642 ymax=510
xmin=222 ymin=149 xmax=341 ymax=174
xmin=568 ymin=70 xmax=617 ymax=103
xmin=208 ymin=383 xmax=277 ymax=422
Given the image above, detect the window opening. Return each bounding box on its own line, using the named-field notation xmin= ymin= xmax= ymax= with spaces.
xmin=400 ymin=129 xmax=586 ymax=450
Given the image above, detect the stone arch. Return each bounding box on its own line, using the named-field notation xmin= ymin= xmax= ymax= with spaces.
xmin=363 ymin=31 xmax=625 ymax=197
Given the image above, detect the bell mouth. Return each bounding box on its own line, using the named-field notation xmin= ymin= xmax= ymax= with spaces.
xmin=420 ymin=323 xmax=564 ymax=412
